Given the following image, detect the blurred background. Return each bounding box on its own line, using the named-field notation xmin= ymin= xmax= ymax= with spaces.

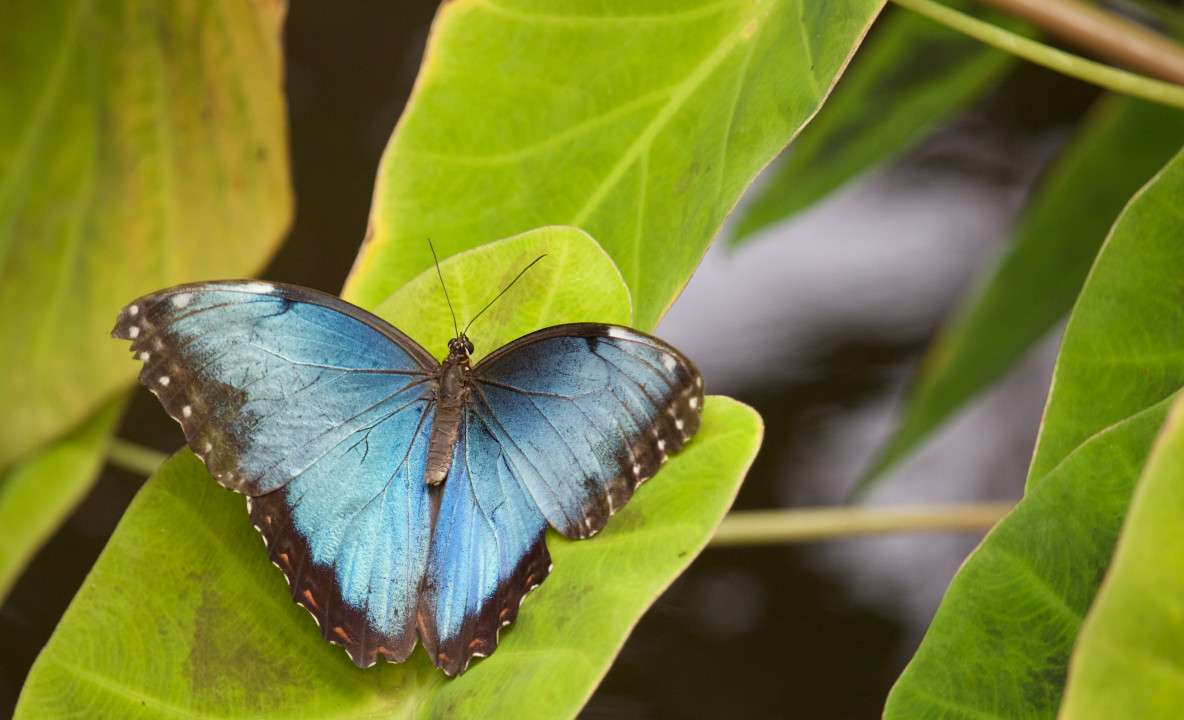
xmin=1 ymin=2 xmax=1103 ymax=716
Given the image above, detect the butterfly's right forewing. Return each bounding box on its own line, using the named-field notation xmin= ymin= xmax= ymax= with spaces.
xmin=468 ymin=323 xmax=704 ymax=539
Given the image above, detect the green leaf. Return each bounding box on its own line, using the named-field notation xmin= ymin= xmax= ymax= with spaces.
xmin=372 ymin=226 xmax=632 ymax=362
xmin=0 ymin=397 xmax=125 ymax=601
xmin=1028 ymin=145 xmax=1184 ymax=487
xmin=342 ymin=0 xmax=886 ymax=331
xmin=884 ymin=140 xmax=1184 ymax=718
xmin=732 ymin=1 xmax=1020 ymax=241
xmin=16 ymin=399 xmax=761 ymax=719
xmin=884 ymin=394 xmax=1175 ymax=720
xmin=1059 ymin=394 xmax=1184 ymax=719
xmin=0 ymin=0 xmax=292 ymax=471
xmin=864 ymin=96 xmax=1184 ymax=487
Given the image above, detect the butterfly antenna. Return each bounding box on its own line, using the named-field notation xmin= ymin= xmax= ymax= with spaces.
xmin=428 ymin=239 xmax=462 ymax=339
xmin=462 ymin=254 xmax=547 ymax=336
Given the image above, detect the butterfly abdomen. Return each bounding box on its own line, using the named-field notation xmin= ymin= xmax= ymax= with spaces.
xmin=424 ymin=355 xmax=470 ymax=486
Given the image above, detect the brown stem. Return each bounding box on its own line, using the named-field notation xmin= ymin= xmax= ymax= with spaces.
xmin=975 ymin=0 xmax=1184 ymax=86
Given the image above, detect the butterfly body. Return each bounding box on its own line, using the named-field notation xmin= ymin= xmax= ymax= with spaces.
xmin=112 ymin=280 xmax=703 ymax=675
xmin=424 ymin=336 xmax=473 ymax=486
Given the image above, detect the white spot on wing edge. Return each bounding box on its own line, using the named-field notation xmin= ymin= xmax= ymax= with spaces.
xmin=158 ymin=375 xmax=171 ymax=387
xmin=605 ymin=326 xmax=632 ymax=340
xmin=171 ymin=293 xmax=193 ymax=309
xmin=128 ymin=305 xmax=139 ymax=316
xmin=240 ymin=281 xmax=276 ymax=294
xmin=182 ymin=405 xmax=192 ymax=418
xmin=128 ymin=326 xmax=140 ymax=338
xmin=661 ymin=354 xmax=677 ymax=372
xmin=139 ymin=351 xmax=150 ymax=361
xmin=689 ymin=396 xmax=699 ymax=410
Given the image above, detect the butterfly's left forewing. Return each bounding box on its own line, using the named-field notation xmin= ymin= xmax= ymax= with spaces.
xmin=111 ymin=282 xmax=440 ymax=495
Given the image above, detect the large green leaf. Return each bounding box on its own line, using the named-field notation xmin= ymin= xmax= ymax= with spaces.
xmin=884 ymin=141 xmax=1184 ymax=718
xmin=1059 ymin=394 xmax=1184 ymax=719
xmin=732 ymin=1 xmax=1020 ymax=241
xmin=0 ymin=397 xmax=125 ymax=601
xmin=17 ymin=235 xmax=763 ymax=718
xmin=343 ymin=0 xmax=886 ymax=331
xmin=864 ymin=96 xmax=1184 ymax=486
xmin=884 ymin=394 xmax=1175 ymax=719
xmin=372 ymin=226 xmax=633 ymax=361
xmin=1028 ymin=145 xmax=1184 ymax=486
xmin=0 ymin=0 xmax=292 ymax=471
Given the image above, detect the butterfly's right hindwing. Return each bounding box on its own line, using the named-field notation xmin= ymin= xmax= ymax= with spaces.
xmin=418 ymin=411 xmax=552 ymax=676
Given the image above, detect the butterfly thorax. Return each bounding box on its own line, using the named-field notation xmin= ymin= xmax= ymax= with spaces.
xmin=424 ymin=335 xmax=475 ymax=486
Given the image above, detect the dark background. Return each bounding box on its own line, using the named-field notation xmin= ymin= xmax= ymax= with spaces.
xmin=1 ymin=2 xmax=1100 ymax=717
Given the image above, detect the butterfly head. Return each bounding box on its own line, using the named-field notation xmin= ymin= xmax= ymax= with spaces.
xmin=447 ymin=335 xmax=475 ymax=365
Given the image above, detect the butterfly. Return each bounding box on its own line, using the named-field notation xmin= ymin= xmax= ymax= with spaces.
xmin=111 ymin=279 xmax=703 ymax=675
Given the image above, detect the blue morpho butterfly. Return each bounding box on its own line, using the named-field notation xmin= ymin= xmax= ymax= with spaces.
xmin=111 ymin=262 xmax=704 ymax=676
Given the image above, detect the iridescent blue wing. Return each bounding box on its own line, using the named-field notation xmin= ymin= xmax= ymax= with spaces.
xmin=470 ymin=323 xmax=704 ymax=538
xmin=418 ymin=414 xmax=551 ymax=676
xmin=419 ymin=323 xmax=704 ymax=674
xmin=111 ymin=281 xmax=440 ymax=667
xmin=248 ymin=415 xmax=434 ymax=667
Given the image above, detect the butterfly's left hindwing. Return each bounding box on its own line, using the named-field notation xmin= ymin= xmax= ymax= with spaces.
xmin=249 ymin=408 xmax=435 ymax=667
xmin=113 ymin=282 xmax=441 ymax=667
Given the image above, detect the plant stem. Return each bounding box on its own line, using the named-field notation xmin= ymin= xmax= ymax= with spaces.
xmin=891 ymin=0 xmax=1184 ymax=109
xmin=104 ymin=441 xmax=1011 ymax=545
xmin=710 ymin=502 xmax=1014 ymax=546
xmin=975 ymin=0 xmax=1184 ymax=86
xmin=107 ymin=440 xmax=169 ymax=477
